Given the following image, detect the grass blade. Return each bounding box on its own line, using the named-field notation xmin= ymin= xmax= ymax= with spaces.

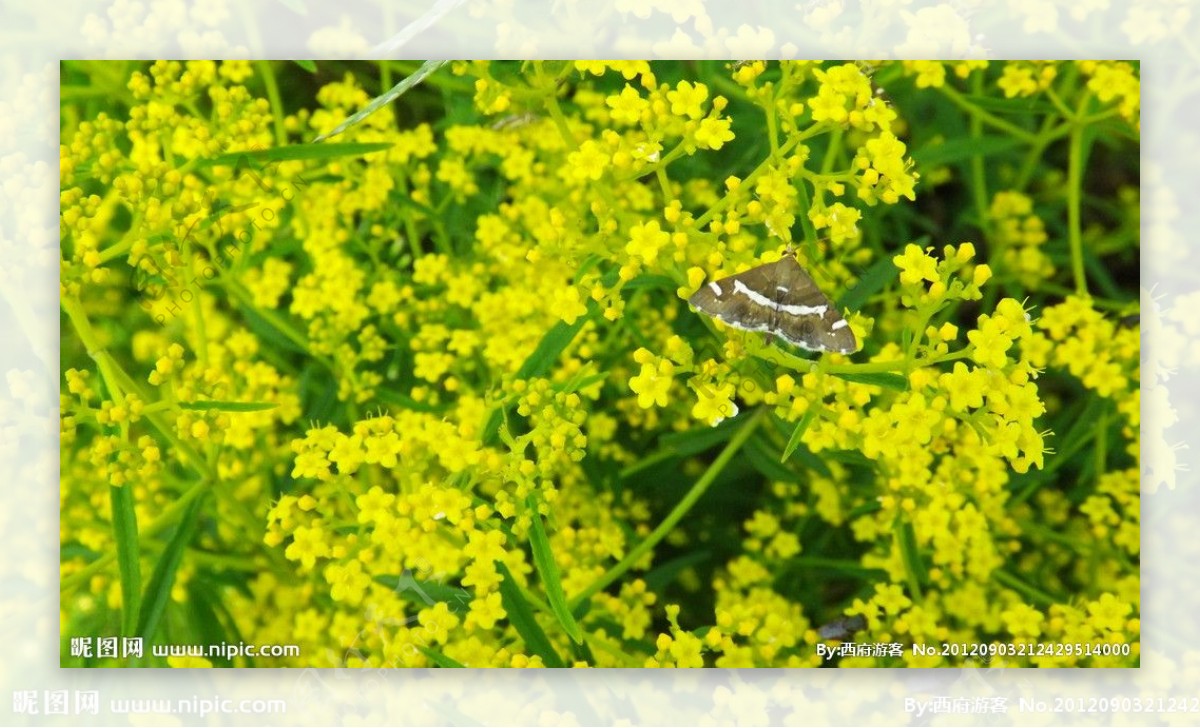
xmin=137 ymin=494 xmax=206 ymax=640
xmin=781 ymin=408 xmax=818 ymax=463
xmin=910 ymin=135 xmax=1024 ymax=167
xmin=293 ymin=60 xmax=316 ymax=72
xmin=495 ymin=560 xmax=564 ymax=667
xmin=110 ymin=485 xmax=141 ymax=636
xmin=418 ymin=645 xmax=466 ymax=668
xmin=199 ymin=142 xmax=392 ymax=167
xmin=894 ymin=517 xmax=926 ymax=602
xmin=373 ymin=0 xmax=467 ymax=54
xmin=526 ymin=496 xmax=584 ymax=644
xmin=373 ymin=573 xmax=472 ymax=608
xmin=177 ymin=400 xmax=278 ymax=412
xmin=830 ymin=371 xmax=909 ymax=391
xmin=839 ymin=255 xmax=898 ymax=312
xmin=481 ymin=305 xmax=595 ymax=445
xmin=314 ymin=60 xmax=448 ymax=142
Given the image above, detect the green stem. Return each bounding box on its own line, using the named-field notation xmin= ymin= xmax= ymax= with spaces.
xmin=993 ymin=568 xmax=1062 ymax=608
xmin=1067 ymin=114 xmax=1088 ymax=296
xmin=1094 ymin=407 xmax=1108 ymax=478
xmin=695 ymin=133 xmax=807 ymax=229
xmin=893 ymin=518 xmax=924 ymax=602
xmin=255 ymin=61 xmax=288 ymax=147
xmin=764 ymin=84 xmax=780 ymax=155
xmin=542 ymin=88 xmax=576 ymax=152
xmin=61 ymin=478 xmax=210 ymax=594
xmin=938 ymin=85 xmax=1038 ymax=143
xmin=569 ymin=407 xmax=766 ymax=608
xmin=967 ymin=71 xmax=991 ymax=242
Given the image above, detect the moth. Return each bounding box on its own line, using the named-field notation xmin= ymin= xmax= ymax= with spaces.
xmin=688 ymin=253 xmax=857 ymax=354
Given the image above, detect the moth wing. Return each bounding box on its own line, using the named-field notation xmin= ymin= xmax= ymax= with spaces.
xmin=687 ymin=261 xmax=781 ymax=334
xmin=771 ymin=257 xmax=858 ymax=354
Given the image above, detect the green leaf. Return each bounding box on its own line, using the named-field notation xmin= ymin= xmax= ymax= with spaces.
xmin=314 ymin=60 xmax=448 ymax=142
xmin=374 ymin=0 xmax=468 ymax=55
xmin=743 ymin=434 xmax=800 ymax=483
xmin=910 ymin=135 xmax=1024 ymax=168
xmin=372 ymin=573 xmax=472 ymax=608
xmin=495 ymin=561 xmax=565 ymax=667
xmin=199 ymin=142 xmax=393 ymax=168
xmin=526 ymin=496 xmax=584 ymax=644
xmin=621 ymin=273 xmax=678 ymax=292
xmin=660 ymin=415 xmax=741 ymax=458
xmin=643 ymin=549 xmax=712 ymax=594
xmin=417 ymin=645 xmax=466 ymax=668
xmin=237 ymin=302 xmax=308 ymax=355
xmin=838 ymin=255 xmax=898 ymax=312
xmin=516 ymin=313 xmax=592 ymax=381
xmin=958 ymin=94 xmax=1058 ymax=116
xmin=110 ymin=485 xmax=141 ymax=636
xmin=481 ymin=307 xmax=594 ymax=445
xmin=137 ymin=494 xmax=206 ymax=640
xmin=187 ymin=581 xmax=233 ymax=665
xmin=781 ymin=408 xmax=818 ymax=463
xmin=831 ymin=371 xmax=909 ymax=391
xmin=895 ymin=517 xmax=927 ymax=599
xmin=293 ymin=60 xmax=316 ymax=72
xmin=375 ymin=386 xmax=450 ymax=414
xmin=177 ymin=400 xmax=278 ymax=412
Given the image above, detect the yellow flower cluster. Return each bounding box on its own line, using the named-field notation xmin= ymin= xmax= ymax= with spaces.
xmin=60 ymin=60 xmax=1138 ymax=668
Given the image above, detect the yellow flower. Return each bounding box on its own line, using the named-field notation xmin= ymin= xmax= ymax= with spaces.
xmin=692 ymin=380 xmax=737 ymax=425
xmin=629 ymin=358 xmax=675 ymax=409
xmin=606 ymin=84 xmax=648 ymax=125
xmin=551 ymin=286 xmax=588 ymax=324
xmin=666 ymin=80 xmax=708 ymax=120
xmin=893 ymin=244 xmax=938 ymax=285
xmin=625 ymin=219 xmax=670 ymax=265
xmin=694 ymin=117 xmax=734 ymax=150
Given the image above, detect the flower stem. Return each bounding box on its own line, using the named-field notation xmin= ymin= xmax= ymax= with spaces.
xmin=569 ymin=407 xmax=766 ymax=608
xmin=1067 ymin=106 xmax=1088 ymax=296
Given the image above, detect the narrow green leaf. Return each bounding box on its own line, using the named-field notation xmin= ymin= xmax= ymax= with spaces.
xmin=110 ymin=485 xmax=141 ymax=636
xmin=643 ymin=549 xmax=711 ymax=593
xmin=958 ymin=94 xmax=1058 ymax=116
xmin=911 ymin=135 xmax=1025 ymax=167
xmin=495 ymin=561 xmax=565 ymax=667
xmin=895 ymin=517 xmax=926 ymax=601
xmin=790 ymin=556 xmax=888 ymax=579
xmin=516 ymin=313 xmax=592 ymax=380
xmin=481 ymin=307 xmax=594 ymax=445
xmin=293 ymin=60 xmax=317 ymax=72
xmin=831 ymin=371 xmax=909 ymax=391
xmin=374 ymin=386 xmax=450 ymax=414
xmin=660 ymin=415 xmax=741 ymax=457
xmin=481 ymin=263 xmax=618 ymax=445
xmin=838 ymin=255 xmax=898 ymax=312
xmin=372 ymin=573 xmax=472 ymax=607
xmin=417 ymin=645 xmax=466 ymax=668
xmin=187 ymin=582 xmax=232 ymax=665
xmin=374 ymin=0 xmax=468 ymax=55
xmin=314 ymin=60 xmax=448 ymax=142
xmin=137 ymin=494 xmax=206 ymax=640
xmin=621 ymin=273 xmax=678 ymax=292
xmin=743 ymin=434 xmax=800 ymax=483
xmin=177 ymin=400 xmax=278 ymax=412
xmin=781 ymin=408 xmax=818 ymax=463
xmin=199 ymin=142 xmax=392 ymax=168
xmin=526 ymin=496 xmax=584 ymax=644
xmin=237 ymin=302 xmax=308 ymax=354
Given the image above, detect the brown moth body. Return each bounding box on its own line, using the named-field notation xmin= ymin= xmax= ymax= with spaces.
xmin=688 ymin=255 xmax=857 ymax=355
